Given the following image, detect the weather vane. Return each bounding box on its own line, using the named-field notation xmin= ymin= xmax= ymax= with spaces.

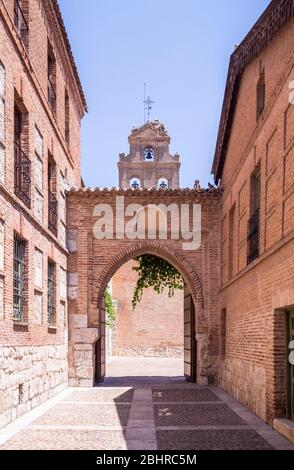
xmin=143 ymin=83 xmax=155 ymax=122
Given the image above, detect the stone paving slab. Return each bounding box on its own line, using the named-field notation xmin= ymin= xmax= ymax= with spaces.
xmin=154 ymin=403 xmax=246 ymax=427
xmin=0 ymin=429 xmax=127 ymax=450
xmin=32 ymin=403 xmax=131 ymax=427
xmin=156 ymin=429 xmax=274 ymax=450
xmin=0 ymin=358 xmax=293 ymax=450
xmin=152 ymin=388 xmax=221 ymax=402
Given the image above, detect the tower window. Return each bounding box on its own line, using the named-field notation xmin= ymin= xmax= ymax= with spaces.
xmin=256 ymin=71 xmax=265 ymax=121
xmin=158 ymin=178 xmax=168 ymax=189
xmin=130 ymin=177 xmax=141 ymax=189
xmin=144 ymin=148 xmax=154 ymax=161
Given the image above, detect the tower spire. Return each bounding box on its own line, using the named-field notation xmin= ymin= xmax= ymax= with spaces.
xmin=143 ymin=83 xmax=155 ymax=122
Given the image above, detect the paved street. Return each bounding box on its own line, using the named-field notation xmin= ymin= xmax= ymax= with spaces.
xmin=0 ymin=358 xmax=293 ymax=450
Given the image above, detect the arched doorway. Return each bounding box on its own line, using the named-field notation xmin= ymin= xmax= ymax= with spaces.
xmin=95 ymin=248 xmax=198 ymax=384
xmin=66 ymin=187 xmax=220 ymax=388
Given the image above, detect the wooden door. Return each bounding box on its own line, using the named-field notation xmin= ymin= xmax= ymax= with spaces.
xmin=287 ymin=310 xmax=294 ymax=420
xmin=184 ymin=288 xmax=196 ymax=382
xmin=95 ymin=306 xmax=106 ymax=383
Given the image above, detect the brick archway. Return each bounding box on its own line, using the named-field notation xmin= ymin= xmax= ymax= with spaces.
xmin=67 ymin=188 xmax=221 ymax=387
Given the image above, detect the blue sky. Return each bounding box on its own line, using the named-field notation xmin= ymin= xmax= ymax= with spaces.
xmin=58 ymin=0 xmax=270 ymax=188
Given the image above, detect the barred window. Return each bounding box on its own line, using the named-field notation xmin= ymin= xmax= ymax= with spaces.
xmin=14 ymin=103 xmax=31 ymax=207
xmin=13 ymin=234 xmax=26 ymax=321
xmin=14 ymin=0 xmax=29 ymax=51
xmin=256 ymin=72 xmax=265 ymax=121
xmin=47 ymin=260 xmax=56 ymax=326
xmin=247 ymin=167 xmax=260 ymax=264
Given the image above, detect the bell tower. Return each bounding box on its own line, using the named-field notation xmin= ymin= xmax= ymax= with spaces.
xmin=118 ymin=120 xmax=181 ymax=189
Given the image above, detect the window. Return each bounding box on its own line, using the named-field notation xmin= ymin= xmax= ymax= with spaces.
xmin=48 ymin=155 xmax=58 ymax=236
xmin=228 ymin=204 xmax=235 ymax=279
xmin=48 ymin=40 xmax=56 ymax=113
xmin=256 ymin=71 xmax=265 ymax=121
xmin=65 ymin=88 xmax=69 ymax=145
xmin=144 ymin=147 xmax=154 ymax=161
xmin=247 ymin=167 xmax=260 ymax=264
xmin=47 ymin=260 xmax=56 ymax=326
xmin=0 ymin=62 xmax=5 ymax=183
xmin=130 ymin=177 xmax=141 ymax=189
xmin=158 ymin=177 xmax=168 ymax=189
xmin=220 ymin=308 xmax=227 ymax=358
xmin=13 ymin=234 xmax=26 ymax=322
xmin=14 ymin=101 xmax=31 ymax=207
xmin=14 ymin=1 xmax=29 ymax=51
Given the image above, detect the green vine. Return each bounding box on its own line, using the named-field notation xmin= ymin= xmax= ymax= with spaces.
xmin=132 ymin=254 xmax=184 ymax=309
xmin=105 ymin=287 xmax=116 ymax=328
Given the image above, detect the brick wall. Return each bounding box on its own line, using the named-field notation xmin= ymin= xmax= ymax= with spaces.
xmin=67 ymin=188 xmax=221 ymax=386
xmin=218 ymin=16 xmax=294 ymax=423
xmin=0 ymin=0 xmax=85 ymax=426
xmin=111 ymin=260 xmax=184 ymax=358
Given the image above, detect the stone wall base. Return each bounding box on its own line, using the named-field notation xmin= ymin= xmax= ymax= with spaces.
xmin=114 ymin=347 xmax=184 ymax=358
xmin=0 ymin=344 xmax=68 ymax=428
xmin=218 ymin=357 xmax=266 ymax=421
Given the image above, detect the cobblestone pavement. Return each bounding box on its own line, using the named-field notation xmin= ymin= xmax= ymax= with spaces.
xmin=0 ymin=358 xmax=293 ymax=450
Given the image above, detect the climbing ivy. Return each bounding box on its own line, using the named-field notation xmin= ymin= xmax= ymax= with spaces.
xmin=105 ymin=287 xmax=116 ymax=328
xmin=132 ymin=254 xmax=184 ymax=309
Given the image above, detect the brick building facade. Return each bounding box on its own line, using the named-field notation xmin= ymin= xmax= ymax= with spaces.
xmin=213 ymin=0 xmax=294 ymax=434
xmin=0 ymin=0 xmax=86 ymax=427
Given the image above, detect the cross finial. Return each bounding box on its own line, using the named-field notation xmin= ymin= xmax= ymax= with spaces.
xmin=143 ymin=83 xmax=155 ymax=122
